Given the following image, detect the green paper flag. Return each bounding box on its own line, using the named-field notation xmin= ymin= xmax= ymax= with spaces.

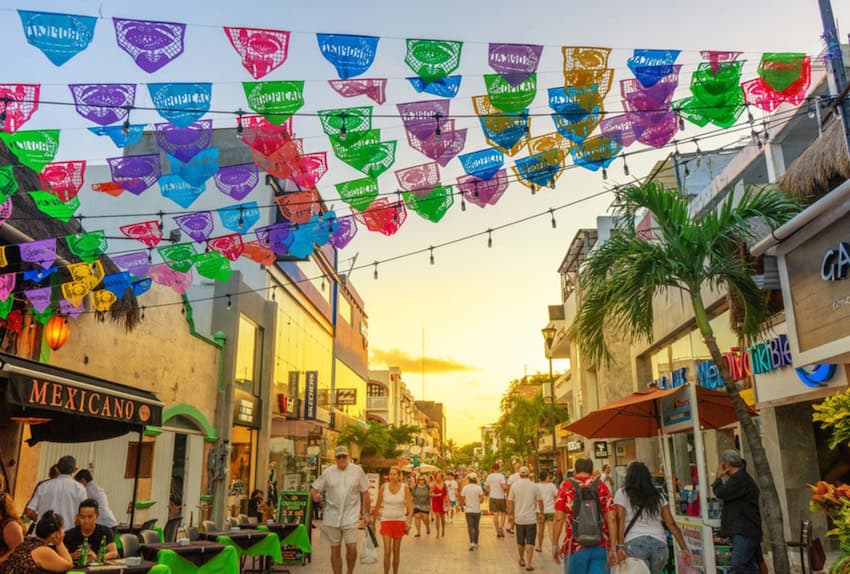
xmin=29 ymin=192 xmax=80 ymax=223
xmin=758 ymin=53 xmax=806 ymax=92
xmin=158 ymin=243 xmax=198 ymax=273
xmin=341 ymin=141 xmax=397 ymax=178
xmin=318 ymin=106 xmax=373 ymax=137
xmin=403 ymin=185 xmax=454 ymax=223
xmin=243 ymin=81 xmax=305 ymax=125
xmin=193 ymin=251 xmax=233 ymax=282
xmin=484 ymin=74 xmax=537 ymax=113
xmin=405 ymin=39 xmax=463 ymax=84
xmin=66 ymin=231 xmax=108 ymax=263
xmin=32 ymin=306 xmax=53 ymax=325
xmin=0 ymin=166 xmax=19 ymax=203
xmin=675 ymin=61 xmax=745 ymax=129
xmin=335 ymin=176 xmax=379 ymax=211
xmin=0 ymin=294 xmax=13 ymax=320
xmin=0 ymin=130 xmax=60 ymax=173
xmin=328 ymin=129 xmax=381 ymax=157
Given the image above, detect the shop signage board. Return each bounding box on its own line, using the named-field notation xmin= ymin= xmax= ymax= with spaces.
xmin=660 ymin=385 xmax=692 ymax=433
xmin=567 ymin=440 xmax=584 ymax=452
xmin=335 ymin=388 xmax=357 ymax=405
xmin=674 ymin=516 xmax=711 ymax=574
xmin=367 ymin=472 xmax=380 ymax=509
xmin=593 ymin=441 xmax=609 ymax=459
xmin=276 ymin=490 xmax=312 ymax=565
xmin=303 ymin=371 xmax=318 ymax=420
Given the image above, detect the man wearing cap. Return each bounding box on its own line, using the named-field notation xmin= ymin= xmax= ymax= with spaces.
xmin=311 ymin=446 xmax=371 ymax=574
xmin=25 ymin=455 xmax=86 ymax=531
xmin=507 ymin=466 xmax=543 ymax=571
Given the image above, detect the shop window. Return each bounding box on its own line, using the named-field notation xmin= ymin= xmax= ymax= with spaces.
xmin=338 ymin=294 xmax=352 ymax=326
xmin=235 ymin=315 xmax=263 ymax=396
xmin=125 ymin=442 xmax=154 ymax=478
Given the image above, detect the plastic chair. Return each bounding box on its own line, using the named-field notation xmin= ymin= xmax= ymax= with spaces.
xmin=201 ymin=520 xmax=217 ymax=533
xmin=140 ymin=518 xmax=158 ymax=530
xmin=118 ymin=533 xmax=140 ymax=558
xmin=238 ymin=514 xmax=249 ymax=525
xmin=163 ymin=516 xmax=182 ymax=543
xmin=139 ymin=529 xmax=160 ymax=545
xmin=786 ymin=520 xmax=813 ymax=574
xmin=246 ymin=516 xmax=258 ymax=525
xmin=226 ymin=516 xmax=239 ymax=528
xmin=187 ymin=526 xmax=200 ymax=541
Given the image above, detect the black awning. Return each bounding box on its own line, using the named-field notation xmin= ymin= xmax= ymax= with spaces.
xmin=1 ymin=353 xmax=163 ymax=445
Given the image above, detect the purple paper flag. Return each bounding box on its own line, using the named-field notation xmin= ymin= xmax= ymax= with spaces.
xmin=407 ymin=126 xmax=467 ymax=167
xmin=154 ymin=120 xmax=213 ymax=162
xmin=19 ymin=238 xmax=56 ymax=269
xmin=488 ymin=43 xmax=543 ymax=86
xmin=457 ymin=170 xmax=509 ymax=208
xmin=113 ymin=18 xmax=186 ymax=73
xmin=112 ymin=251 xmax=151 ymax=278
xmin=108 ymin=154 xmax=162 ymax=195
xmin=149 ymin=264 xmax=193 ymax=294
xmin=0 ymin=273 xmax=15 ymax=300
xmin=330 ymin=214 xmax=358 ymax=249
xmin=0 ymin=199 xmax=12 ymax=226
xmin=25 ymin=287 xmax=51 ymax=313
xmin=60 ymin=299 xmax=85 ymax=319
xmin=214 ymin=163 xmax=259 ymax=200
xmin=173 ymin=211 xmax=215 ymax=243
xmin=69 ymin=84 xmax=136 ymax=126
xmin=397 ymin=99 xmax=452 ymax=141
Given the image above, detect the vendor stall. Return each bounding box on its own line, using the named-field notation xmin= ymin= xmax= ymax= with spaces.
xmin=567 ymin=383 xmax=752 ymax=574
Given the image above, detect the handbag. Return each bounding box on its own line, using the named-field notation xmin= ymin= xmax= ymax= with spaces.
xmin=810 ymin=538 xmax=826 ymax=571
xmin=360 ymin=532 xmax=378 ymax=564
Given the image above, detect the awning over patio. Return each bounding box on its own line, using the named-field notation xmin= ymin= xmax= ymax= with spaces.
xmin=0 ymin=353 xmax=164 ymax=445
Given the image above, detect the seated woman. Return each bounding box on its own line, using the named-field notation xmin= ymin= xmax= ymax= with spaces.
xmin=0 ymin=493 xmax=23 ymax=564
xmin=0 ymin=511 xmax=73 ymax=574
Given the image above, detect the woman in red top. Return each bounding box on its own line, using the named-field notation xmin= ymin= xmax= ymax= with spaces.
xmin=430 ymin=471 xmax=449 ymax=539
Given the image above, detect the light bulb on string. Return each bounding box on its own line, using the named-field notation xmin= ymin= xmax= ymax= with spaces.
xmin=339 ymin=112 xmax=347 ymax=142
xmin=623 ymin=155 xmax=630 ymax=176
xmin=271 ymin=286 xmax=276 ymax=301
xmin=226 ymin=294 xmax=232 ymax=310
xmin=429 ymin=247 xmax=435 ymax=265
xmin=678 ymin=114 xmax=686 ymax=132
xmin=550 ymin=209 xmax=557 ymax=229
xmin=140 ymin=307 xmax=145 ymax=321
xmin=373 ymin=262 xmax=379 ymax=280
xmin=530 ymin=184 xmax=537 ymax=195
xmin=236 ymin=109 xmax=245 ymax=140
xmin=487 ymin=229 xmax=493 ymax=248
xmin=121 ymin=105 xmax=132 ymax=136
xmin=434 ymin=113 xmax=442 ymax=141
xmin=602 ymin=168 xmax=608 ymax=181
xmin=808 ymin=100 xmax=817 ymax=119
xmin=460 ymin=194 xmax=466 ymax=212
xmin=0 ymin=96 xmax=9 ymax=130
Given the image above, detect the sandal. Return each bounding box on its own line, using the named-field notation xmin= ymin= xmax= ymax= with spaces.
xmin=525 ymin=567 xmax=535 ymax=571
xmin=519 ymin=559 xmax=526 ymax=567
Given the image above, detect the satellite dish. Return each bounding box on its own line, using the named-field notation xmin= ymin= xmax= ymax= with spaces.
xmin=409 ymin=445 xmax=422 ymax=455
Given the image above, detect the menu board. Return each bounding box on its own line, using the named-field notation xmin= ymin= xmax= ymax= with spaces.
xmin=276 ymin=491 xmax=312 ymax=565
xmin=674 ymin=517 xmax=707 ymax=574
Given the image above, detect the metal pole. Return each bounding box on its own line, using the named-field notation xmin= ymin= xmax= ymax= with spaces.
xmin=129 ymin=430 xmax=143 ymax=527
xmin=818 ymin=0 xmax=850 ymax=154
xmin=548 ymin=355 xmax=557 ymax=476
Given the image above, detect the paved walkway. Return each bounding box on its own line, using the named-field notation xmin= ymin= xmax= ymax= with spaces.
xmin=295 ymin=514 xmax=566 ymax=574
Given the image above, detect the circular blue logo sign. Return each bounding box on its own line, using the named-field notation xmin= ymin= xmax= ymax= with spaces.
xmin=795 ymin=364 xmax=837 ymax=387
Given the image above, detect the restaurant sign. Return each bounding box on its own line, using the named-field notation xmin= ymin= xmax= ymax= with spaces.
xmin=7 ymin=374 xmax=161 ymax=426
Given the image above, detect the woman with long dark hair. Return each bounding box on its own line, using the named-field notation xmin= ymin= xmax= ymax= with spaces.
xmin=0 ymin=511 xmax=72 ymax=574
xmin=0 ymin=493 xmax=23 ymax=564
xmin=613 ymin=462 xmax=693 ymax=574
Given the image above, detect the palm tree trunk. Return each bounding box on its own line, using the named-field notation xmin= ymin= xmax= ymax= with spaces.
xmin=692 ymin=295 xmax=790 ymax=574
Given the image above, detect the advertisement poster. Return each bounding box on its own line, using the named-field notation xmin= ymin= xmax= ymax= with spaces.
xmin=661 ymin=385 xmax=692 ymax=433
xmin=675 ymin=518 xmax=706 ymax=574
xmin=367 ymin=473 xmax=380 ymax=509
xmin=277 ymin=491 xmax=312 ymax=565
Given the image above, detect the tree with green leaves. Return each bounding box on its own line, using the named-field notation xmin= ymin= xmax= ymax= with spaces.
xmin=337 ymin=421 xmax=421 ymax=460
xmin=496 ymin=381 xmax=569 ymax=470
xmin=574 ymin=182 xmax=799 ymax=574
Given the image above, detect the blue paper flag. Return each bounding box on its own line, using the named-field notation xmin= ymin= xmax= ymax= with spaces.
xmin=479 ymin=110 xmax=529 ymax=153
xmin=458 ymin=148 xmax=504 ymax=181
xmin=316 ymin=34 xmax=380 ymax=79
xmin=168 ymin=148 xmax=219 ymax=187
xmin=132 ymin=278 xmax=152 ymax=296
xmin=89 ymin=124 xmax=146 ymax=148
xmin=287 ymin=226 xmax=317 ymax=259
xmin=627 ymin=49 xmax=681 ymax=88
xmin=148 ymin=83 xmax=212 ymax=128
xmin=570 ymin=137 xmax=623 ymax=172
xmin=23 ymin=266 xmax=57 ymax=283
xmin=408 ymin=75 xmax=462 ymax=98
xmin=218 ymin=201 xmax=260 ymax=234
xmin=18 ymin=10 xmax=96 ymax=66
xmin=103 ymin=272 xmax=132 ymax=297
xmin=159 ymin=174 xmax=205 ymax=208
xmin=514 ymin=152 xmax=562 ymax=188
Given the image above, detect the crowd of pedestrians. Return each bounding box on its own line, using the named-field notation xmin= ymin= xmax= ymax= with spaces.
xmin=309 ymin=448 xmax=763 ymax=574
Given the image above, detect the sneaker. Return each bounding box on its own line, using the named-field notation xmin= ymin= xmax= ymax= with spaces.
xmin=469 ymin=544 xmax=474 ymax=551
xmin=472 ymin=543 xmax=478 ymax=549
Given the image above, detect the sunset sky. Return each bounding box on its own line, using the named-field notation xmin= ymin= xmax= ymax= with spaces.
xmin=4 ymin=0 xmax=847 ymax=444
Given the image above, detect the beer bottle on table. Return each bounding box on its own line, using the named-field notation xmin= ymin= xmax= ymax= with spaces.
xmin=79 ymin=537 xmax=89 ymax=567
xmin=97 ymin=537 xmax=106 ymax=563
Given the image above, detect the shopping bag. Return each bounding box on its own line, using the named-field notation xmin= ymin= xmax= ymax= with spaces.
xmin=611 ymin=557 xmax=651 ymax=574
xmin=360 ymin=530 xmax=378 ymax=564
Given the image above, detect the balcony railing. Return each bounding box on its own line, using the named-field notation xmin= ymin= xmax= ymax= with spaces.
xmin=367 ymin=396 xmax=388 ymax=410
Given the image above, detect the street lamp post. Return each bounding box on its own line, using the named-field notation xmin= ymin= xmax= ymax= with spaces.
xmin=541 ymin=326 xmax=558 ymax=477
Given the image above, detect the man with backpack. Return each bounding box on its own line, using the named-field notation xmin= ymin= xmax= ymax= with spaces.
xmin=551 ymin=458 xmax=620 ymax=573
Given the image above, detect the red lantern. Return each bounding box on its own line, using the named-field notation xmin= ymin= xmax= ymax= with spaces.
xmin=45 ymin=316 xmax=70 ymax=351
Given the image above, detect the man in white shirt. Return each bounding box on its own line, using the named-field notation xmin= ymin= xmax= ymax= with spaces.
xmin=507 ymin=466 xmax=543 ymax=571
xmin=484 ymin=463 xmax=508 ymax=538
xmin=445 ymin=472 xmax=459 ymax=524
xmin=460 ymin=473 xmax=485 ymax=550
xmin=311 ymin=446 xmax=371 ymax=574
xmin=506 ymin=463 xmax=522 ymax=534
xmin=535 ymin=470 xmax=559 ymax=552
xmin=74 ymin=469 xmax=117 ymax=529
xmin=25 ymin=455 xmax=86 ymax=531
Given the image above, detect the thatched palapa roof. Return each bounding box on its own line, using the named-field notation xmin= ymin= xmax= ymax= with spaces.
xmin=778 ymin=120 xmax=850 ymax=200
xmin=0 ymin=140 xmax=140 ymax=331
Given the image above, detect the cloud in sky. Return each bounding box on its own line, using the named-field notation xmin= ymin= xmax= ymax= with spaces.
xmin=370 ymin=348 xmax=477 ymax=374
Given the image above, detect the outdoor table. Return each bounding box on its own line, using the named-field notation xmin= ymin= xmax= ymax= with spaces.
xmin=201 ymin=530 xmax=282 ymax=573
xmin=66 ymin=559 xmax=167 ymax=574
xmin=257 ymin=523 xmax=311 ymax=554
xmin=140 ymin=541 xmax=238 ymax=574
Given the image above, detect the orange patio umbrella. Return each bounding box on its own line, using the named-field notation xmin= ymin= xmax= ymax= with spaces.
xmin=565 ymin=384 xmax=754 ymax=439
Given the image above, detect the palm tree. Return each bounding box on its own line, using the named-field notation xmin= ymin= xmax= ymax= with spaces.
xmin=497 ymin=392 xmax=569 ymax=470
xmin=574 ymin=182 xmax=799 ymax=574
